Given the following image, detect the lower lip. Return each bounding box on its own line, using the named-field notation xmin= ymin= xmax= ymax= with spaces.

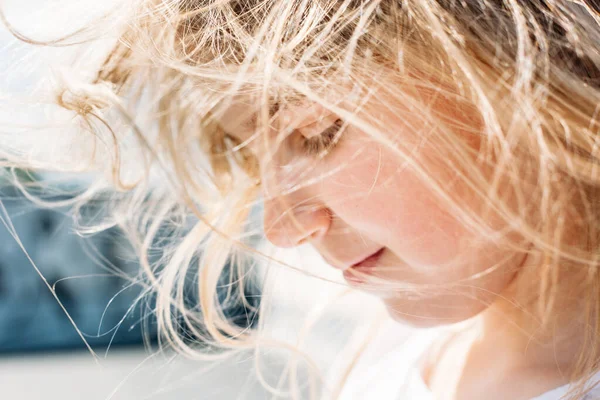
xmin=343 ymin=248 xmax=384 ymax=283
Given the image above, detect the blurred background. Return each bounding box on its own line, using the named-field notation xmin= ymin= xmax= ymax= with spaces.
xmin=0 ymin=1 xmax=273 ymax=398
xmin=0 ymin=1 xmax=389 ymax=399
xmin=0 ymin=173 xmax=271 ymax=400
xmin=0 ymin=171 xmax=155 ymax=354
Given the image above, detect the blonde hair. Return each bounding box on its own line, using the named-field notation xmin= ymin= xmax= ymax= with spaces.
xmin=4 ymin=0 xmax=600 ymax=398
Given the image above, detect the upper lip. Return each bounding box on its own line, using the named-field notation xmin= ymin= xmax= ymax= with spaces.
xmin=321 ymin=248 xmax=384 ymax=270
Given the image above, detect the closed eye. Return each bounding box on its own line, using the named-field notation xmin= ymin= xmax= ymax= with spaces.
xmin=300 ymin=119 xmax=344 ymax=156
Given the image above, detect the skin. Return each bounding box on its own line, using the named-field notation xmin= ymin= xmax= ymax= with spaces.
xmin=216 ymin=86 xmax=586 ymax=399
xmin=219 ymin=90 xmax=526 ymax=326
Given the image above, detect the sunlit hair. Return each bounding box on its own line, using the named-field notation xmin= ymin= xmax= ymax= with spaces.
xmin=3 ymin=0 xmax=600 ymax=398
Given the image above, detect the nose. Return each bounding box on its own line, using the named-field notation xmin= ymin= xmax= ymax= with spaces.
xmin=263 ymin=196 xmax=331 ymax=248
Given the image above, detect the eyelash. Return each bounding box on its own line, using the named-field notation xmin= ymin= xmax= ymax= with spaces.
xmin=299 ymin=119 xmax=344 ymax=156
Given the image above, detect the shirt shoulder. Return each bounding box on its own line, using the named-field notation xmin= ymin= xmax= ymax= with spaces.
xmin=337 ymin=321 xmax=441 ymax=400
xmin=530 ymin=377 xmax=600 ymax=400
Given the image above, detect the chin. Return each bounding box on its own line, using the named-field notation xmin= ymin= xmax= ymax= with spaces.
xmin=383 ymin=295 xmax=491 ymax=328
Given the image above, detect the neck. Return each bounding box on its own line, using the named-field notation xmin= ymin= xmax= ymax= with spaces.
xmin=479 ymin=253 xmax=587 ymax=374
xmin=425 ymin=251 xmax=592 ymax=400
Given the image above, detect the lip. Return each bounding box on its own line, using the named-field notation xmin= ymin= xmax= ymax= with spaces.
xmin=343 ymin=248 xmax=385 ymax=284
xmin=350 ymin=248 xmax=385 ymax=269
xmin=321 ymin=248 xmax=385 ymax=271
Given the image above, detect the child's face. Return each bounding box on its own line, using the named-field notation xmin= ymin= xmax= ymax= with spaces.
xmin=219 ymin=91 xmax=527 ymax=327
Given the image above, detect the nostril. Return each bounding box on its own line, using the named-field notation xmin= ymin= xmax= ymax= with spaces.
xmin=310 ymin=227 xmax=327 ymax=240
xmin=263 ymin=202 xmax=331 ymax=248
xmin=298 ymin=227 xmax=327 ymax=246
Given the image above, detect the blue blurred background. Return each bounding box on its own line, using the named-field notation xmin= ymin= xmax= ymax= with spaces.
xmin=0 ymin=175 xmax=156 ymax=354
xmin=0 ymin=166 xmax=270 ymax=399
xmin=0 ymin=1 xmax=342 ymax=398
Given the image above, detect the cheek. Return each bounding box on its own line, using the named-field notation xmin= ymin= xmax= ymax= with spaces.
xmin=322 ymin=146 xmax=525 ymax=327
xmin=321 ymin=143 xmax=464 ymax=269
xmin=321 ymin=140 xmax=524 ymax=282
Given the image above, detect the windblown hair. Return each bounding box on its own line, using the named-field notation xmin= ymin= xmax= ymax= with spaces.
xmin=4 ymin=0 xmax=600 ymax=398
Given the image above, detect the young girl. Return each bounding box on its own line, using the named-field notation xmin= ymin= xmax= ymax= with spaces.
xmin=3 ymin=0 xmax=600 ymax=398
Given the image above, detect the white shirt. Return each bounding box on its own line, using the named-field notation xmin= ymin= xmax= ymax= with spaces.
xmin=337 ymin=321 xmax=600 ymax=400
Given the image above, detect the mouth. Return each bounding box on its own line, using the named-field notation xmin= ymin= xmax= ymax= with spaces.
xmin=350 ymin=248 xmax=385 ymax=269
xmin=342 ymin=248 xmax=385 ymax=284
